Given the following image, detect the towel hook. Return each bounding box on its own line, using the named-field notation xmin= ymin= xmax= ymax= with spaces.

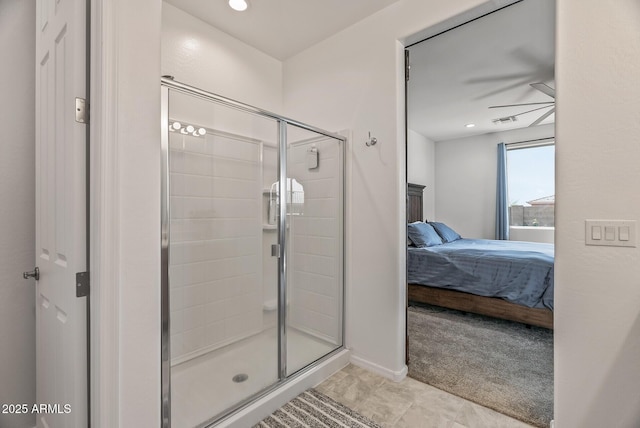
xmin=365 ymin=132 xmax=378 ymax=147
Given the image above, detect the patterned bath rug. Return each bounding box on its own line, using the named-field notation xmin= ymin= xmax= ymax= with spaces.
xmin=253 ymin=388 xmax=382 ymax=428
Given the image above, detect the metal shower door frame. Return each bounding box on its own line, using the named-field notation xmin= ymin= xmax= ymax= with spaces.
xmin=160 ymin=78 xmax=345 ymax=428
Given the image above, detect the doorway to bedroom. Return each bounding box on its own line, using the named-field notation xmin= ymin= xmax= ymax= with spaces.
xmin=404 ymin=1 xmax=555 ymax=426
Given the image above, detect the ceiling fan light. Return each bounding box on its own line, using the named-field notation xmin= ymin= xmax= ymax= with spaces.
xmin=228 ymin=0 xmax=248 ymax=12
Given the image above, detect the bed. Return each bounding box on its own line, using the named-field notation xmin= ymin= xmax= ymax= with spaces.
xmin=407 ymin=183 xmax=554 ymax=329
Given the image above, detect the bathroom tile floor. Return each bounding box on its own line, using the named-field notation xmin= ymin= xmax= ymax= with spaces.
xmin=316 ymin=364 xmax=536 ymax=428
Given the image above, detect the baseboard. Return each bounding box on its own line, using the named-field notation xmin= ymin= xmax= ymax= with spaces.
xmin=350 ymin=354 xmax=408 ymax=382
xmin=219 ymin=348 xmax=350 ymax=428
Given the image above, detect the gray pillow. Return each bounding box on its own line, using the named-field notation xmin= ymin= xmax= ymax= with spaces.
xmin=407 ymin=222 xmax=443 ymax=247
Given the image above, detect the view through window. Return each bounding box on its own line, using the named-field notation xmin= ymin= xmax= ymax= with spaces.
xmin=507 ymin=143 xmax=555 ymax=227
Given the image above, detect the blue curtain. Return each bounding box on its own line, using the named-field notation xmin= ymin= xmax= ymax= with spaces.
xmin=496 ymin=143 xmax=509 ymax=240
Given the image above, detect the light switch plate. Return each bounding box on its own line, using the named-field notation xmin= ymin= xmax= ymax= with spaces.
xmin=585 ymin=220 xmax=637 ymax=247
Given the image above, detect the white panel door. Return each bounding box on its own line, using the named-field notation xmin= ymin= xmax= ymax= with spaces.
xmin=35 ymin=0 xmax=87 ymax=426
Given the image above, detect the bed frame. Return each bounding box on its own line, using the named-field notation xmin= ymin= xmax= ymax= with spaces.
xmin=406 ymin=183 xmax=553 ymax=329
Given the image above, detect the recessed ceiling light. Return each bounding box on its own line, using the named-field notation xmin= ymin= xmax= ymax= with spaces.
xmin=228 ymin=0 xmax=248 ymax=11
xmin=465 ymin=123 xmax=475 ymax=128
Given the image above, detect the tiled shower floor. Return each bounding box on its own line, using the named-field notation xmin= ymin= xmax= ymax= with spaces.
xmin=171 ymin=327 xmax=336 ymax=428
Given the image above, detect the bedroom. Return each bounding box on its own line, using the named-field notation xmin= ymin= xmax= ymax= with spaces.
xmin=405 ymin=1 xmax=555 ymax=425
xmin=406 ymin=0 xmax=555 ymax=307
xmin=2 ymin=0 xmax=639 ymax=427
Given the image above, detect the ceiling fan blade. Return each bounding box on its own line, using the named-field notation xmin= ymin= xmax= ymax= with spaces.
xmin=489 ymin=101 xmax=555 ymax=109
xmin=472 ymin=79 xmax=533 ymax=101
xmin=465 ymin=72 xmax=533 ymax=84
xmin=530 ymin=82 xmax=555 ymax=98
xmin=529 ymin=107 xmax=555 ymax=127
xmin=493 ymin=105 xmax=554 ymax=123
xmin=503 ymin=105 xmax=554 ymax=120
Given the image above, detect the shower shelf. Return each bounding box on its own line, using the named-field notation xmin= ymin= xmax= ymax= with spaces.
xmin=262 ymin=224 xmax=277 ymax=230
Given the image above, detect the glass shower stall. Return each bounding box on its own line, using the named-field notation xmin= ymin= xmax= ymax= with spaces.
xmin=160 ymin=78 xmax=345 ymax=427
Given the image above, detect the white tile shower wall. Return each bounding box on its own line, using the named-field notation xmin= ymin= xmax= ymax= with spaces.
xmin=169 ymin=131 xmax=264 ymax=364
xmin=288 ymin=139 xmax=341 ymax=344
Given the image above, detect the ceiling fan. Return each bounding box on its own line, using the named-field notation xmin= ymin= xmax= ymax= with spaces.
xmin=489 ymin=83 xmax=555 ymax=127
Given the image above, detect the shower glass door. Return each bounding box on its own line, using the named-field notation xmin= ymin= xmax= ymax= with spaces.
xmin=284 ymin=124 xmax=344 ymax=376
xmin=164 ymin=87 xmax=280 ymax=428
xmin=162 ymin=80 xmax=345 ymax=428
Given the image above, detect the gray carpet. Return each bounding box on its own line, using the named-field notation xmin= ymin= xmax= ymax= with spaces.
xmin=254 ymin=389 xmax=382 ymax=428
xmin=408 ymin=304 xmax=553 ymax=428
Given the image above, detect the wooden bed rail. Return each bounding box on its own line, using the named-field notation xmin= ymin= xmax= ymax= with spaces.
xmin=408 ymin=284 xmax=554 ymax=329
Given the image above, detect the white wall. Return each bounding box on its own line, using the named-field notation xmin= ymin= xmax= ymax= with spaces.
xmin=283 ymin=0 xmax=490 ymax=378
xmin=285 ymin=1 xmax=640 ymax=425
xmin=510 ymin=226 xmax=554 ymax=244
xmin=555 ymin=0 xmax=640 ymax=426
xmin=407 ymin=129 xmax=435 ymax=221
xmin=435 ymin=124 xmax=554 ymax=239
xmin=106 ymin=0 xmax=640 ymax=425
xmin=0 ymin=1 xmax=36 ymax=427
xmin=161 ymin=2 xmax=283 ymax=113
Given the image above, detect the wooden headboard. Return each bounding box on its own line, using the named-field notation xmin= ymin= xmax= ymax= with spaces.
xmin=407 ymin=183 xmax=425 ymax=223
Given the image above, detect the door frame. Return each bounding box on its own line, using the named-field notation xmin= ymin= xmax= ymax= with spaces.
xmin=403 ymin=15 xmax=559 ymax=427
xmin=402 ymin=0 xmax=526 ymax=366
xmin=90 ymin=0 xmax=166 ymax=423
xmin=88 ymin=0 xmax=120 ymax=426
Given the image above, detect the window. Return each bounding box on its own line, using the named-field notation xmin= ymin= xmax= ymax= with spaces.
xmin=507 ymin=143 xmax=555 ymax=227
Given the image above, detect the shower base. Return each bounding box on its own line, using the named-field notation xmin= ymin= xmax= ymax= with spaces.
xmin=171 ymin=327 xmax=336 ymax=428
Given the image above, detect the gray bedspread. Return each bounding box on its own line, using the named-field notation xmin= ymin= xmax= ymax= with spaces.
xmin=407 ymin=239 xmax=554 ymax=310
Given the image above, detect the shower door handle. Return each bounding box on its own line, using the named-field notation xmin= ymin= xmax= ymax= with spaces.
xmin=271 ymin=244 xmax=280 ymax=258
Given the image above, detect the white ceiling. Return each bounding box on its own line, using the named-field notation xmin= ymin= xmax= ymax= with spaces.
xmin=164 ymin=0 xmax=554 ymax=142
xmin=407 ymin=0 xmax=556 ymax=141
xmin=164 ymin=0 xmax=400 ymax=60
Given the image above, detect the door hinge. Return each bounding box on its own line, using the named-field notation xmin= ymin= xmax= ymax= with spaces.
xmin=76 ymin=272 xmax=90 ymax=297
xmin=405 ymin=50 xmax=410 ymax=82
xmin=75 ymin=97 xmax=89 ymax=124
